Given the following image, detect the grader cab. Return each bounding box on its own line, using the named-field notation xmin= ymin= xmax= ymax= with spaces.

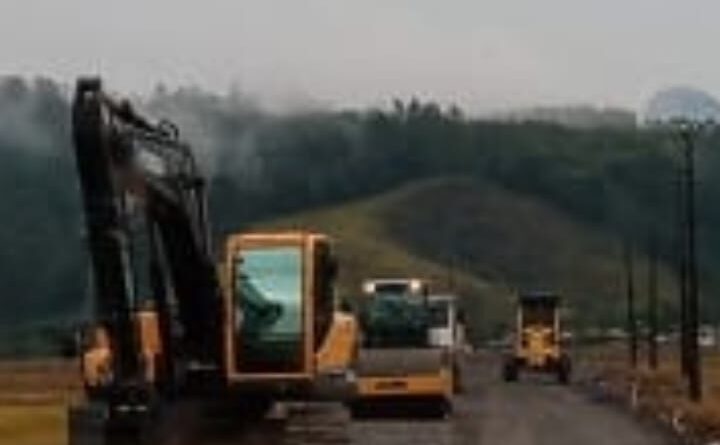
xmin=503 ymin=291 xmax=570 ymax=384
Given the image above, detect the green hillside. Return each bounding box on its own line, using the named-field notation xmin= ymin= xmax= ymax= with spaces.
xmin=256 ymin=177 xmax=680 ymax=340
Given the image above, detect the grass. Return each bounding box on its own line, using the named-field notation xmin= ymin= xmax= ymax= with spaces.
xmin=377 ymin=178 xmax=680 ymax=323
xmin=256 ymin=177 xmax=677 ymax=334
xmin=584 ymin=343 xmax=720 ymax=441
xmin=0 ymin=359 xmax=79 ymax=401
xmin=0 ymin=404 xmax=66 ymax=445
xmin=257 ymin=178 xmax=498 ymax=294
xmin=0 ymin=359 xmax=78 ymax=445
xmin=254 ymin=178 xmax=515 ymax=339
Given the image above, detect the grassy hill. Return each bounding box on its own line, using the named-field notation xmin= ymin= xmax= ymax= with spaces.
xmin=0 ymin=176 xmax=681 ymax=353
xmin=255 ymin=177 xmax=680 ymax=340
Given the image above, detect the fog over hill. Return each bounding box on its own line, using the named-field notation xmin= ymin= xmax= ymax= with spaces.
xmin=644 ymin=86 xmax=720 ymax=123
xmin=496 ymin=106 xmax=637 ymax=129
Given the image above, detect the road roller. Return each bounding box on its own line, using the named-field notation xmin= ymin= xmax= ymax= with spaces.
xmin=350 ymin=279 xmax=454 ymax=418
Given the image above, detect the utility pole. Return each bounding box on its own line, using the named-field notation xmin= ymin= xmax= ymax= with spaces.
xmin=445 ymin=223 xmax=456 ymax=293
xmin=625 ymin=241 xmax=638 ymax=368
xmin=647 ymin=231 xmax=659 ymax=370
xmin=447 ymin=253 xmax=456 ymax=292
xmin=676 ymin=172 xmax=690 ymax=377
xmin=679 ymin=126 xmax=702 ymax=402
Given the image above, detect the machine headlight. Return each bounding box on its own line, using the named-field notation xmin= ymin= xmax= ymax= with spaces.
xmin=345 ymin=369 xmax=357 ymax=384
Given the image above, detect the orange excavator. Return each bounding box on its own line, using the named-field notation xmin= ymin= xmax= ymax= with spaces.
xmin=68 ymin=78 xmax=357 ymax=444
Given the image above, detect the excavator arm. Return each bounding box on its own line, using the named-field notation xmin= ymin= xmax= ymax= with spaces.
xmin=71 ymin=77 xmax=223 ymax=398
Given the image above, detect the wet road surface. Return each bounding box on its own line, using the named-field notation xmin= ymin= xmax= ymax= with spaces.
xmin=93 ymin=353 xmax=677 ymax=445
xmin=348 ymin=353 xmax=674 ymax=445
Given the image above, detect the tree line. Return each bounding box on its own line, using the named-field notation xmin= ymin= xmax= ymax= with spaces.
xmin=0 ymin=76 xmax=716 ymax=332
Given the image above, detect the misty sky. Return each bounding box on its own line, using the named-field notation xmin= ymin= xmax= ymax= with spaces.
xmin=1 ymin=0 xmax=719 ymax=113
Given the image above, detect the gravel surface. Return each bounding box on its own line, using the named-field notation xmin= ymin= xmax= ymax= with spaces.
xmin=70 ymin=353 xmax=679 ymax=444
xmin=348 ymin=353 xmax=677 ymax=445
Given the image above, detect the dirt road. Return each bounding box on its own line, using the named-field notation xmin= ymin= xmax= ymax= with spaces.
xmin=349 ymin=353 xmax=676 ymax=445
xmin=59 ymin=353 xmax=678 ymax=445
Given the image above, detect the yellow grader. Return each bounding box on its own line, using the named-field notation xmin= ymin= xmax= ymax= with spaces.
xmin=502 ymin=291 xmax=570 ymax=384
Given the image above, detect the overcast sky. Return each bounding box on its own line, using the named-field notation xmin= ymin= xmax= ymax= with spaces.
xmin=1 ymin=0 xmax=719 ymax=113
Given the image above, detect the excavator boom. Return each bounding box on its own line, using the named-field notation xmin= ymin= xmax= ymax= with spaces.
xmin=71 ymin=78 xmax=222 ymax=393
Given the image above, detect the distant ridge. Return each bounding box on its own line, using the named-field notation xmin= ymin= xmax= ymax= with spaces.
xmin=494 ymin=105 xmax=636 ymax=129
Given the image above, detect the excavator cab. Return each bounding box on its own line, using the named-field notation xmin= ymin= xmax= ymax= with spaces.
xmin=222 ymin=232 xmax=358 ymax=399
xmin=503 ymin=291 xmax=570 ymax=384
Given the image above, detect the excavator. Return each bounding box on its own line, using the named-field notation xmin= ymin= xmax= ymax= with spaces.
xmin=68 ymin=78 xmax=357 ymax=444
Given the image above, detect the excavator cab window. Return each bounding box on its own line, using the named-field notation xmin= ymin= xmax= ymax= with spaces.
xmin=234 ymin=246 xmax=305 ymax=372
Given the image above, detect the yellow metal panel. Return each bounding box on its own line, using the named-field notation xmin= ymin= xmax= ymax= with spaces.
xmin=316 ymin=312 xmax=358 ymax=372
xmin=517 ymin=326 xmax=560 ymax=367
xmin=356 ymin=369 xmax=452 ymax=399
xmin=134 ymin=309 xmax=162 ymax=382
xmin=81 ymin=326 xmax=112 ymax=388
